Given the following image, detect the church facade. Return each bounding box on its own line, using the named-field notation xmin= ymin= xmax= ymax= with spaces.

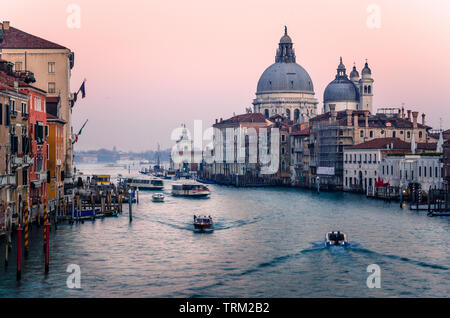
xmin=323 ymin=57 xmax=374 ymax=113
xmin=253 ymin=27 xmax=318 ymax=123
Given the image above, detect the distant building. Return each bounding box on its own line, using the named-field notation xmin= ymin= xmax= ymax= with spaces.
xmin=253 ymin=27 xmax=318 ymax=122
xmin=380 ymin=153 xmax=442 ymax=191
xmin=323 ymin=57 xmax=374 ymax=113
xmin=443 ymin=142 xmax=450 ymax=185
xmin=343 ymin=137 xmax=437 ymax=192
xmin=0 ymin=20 xmax=75 ymax=186
xmin=290 ymin=126 xmax=312 ymax=187
xmin=309 ymin=107 xmax=432 ymax=190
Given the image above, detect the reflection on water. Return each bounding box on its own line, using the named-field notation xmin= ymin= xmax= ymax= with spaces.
xmin=0 ymin=163 xmax=449 ymax=297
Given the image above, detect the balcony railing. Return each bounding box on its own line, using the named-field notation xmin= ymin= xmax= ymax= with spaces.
xmin=10 ymin=109 xmax=17 ymax=118
xmin=0 ymin=174 xmax=16 ymax=187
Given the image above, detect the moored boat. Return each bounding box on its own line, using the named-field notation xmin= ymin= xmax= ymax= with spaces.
xmin=172 ymin=182 xmax=210 ymax=197
xmin=152 ymin=193 xmax=165 ymax=202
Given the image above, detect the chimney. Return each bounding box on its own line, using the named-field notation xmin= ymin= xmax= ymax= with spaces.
xmin=412 ymin=111 xmax=418 ymax=129
xmin=364 ymin=111 xmax=369 ymax=127
xmin=346 ymin=109 xmax=353 ymax=126
xmin=215 ymin=119 xmax=218 ymax=124
xmin=421 ymin=113 xmax=425 ymax=126
xmin=353 ymin=114 xmax=358 ymax=128
xmin=401 ymin=107 xmax=405 ymax=119
xmin=2 ymin=21 xmax=10 ymax=31
xmin=407 ymin=110 xmax=411 ymax=122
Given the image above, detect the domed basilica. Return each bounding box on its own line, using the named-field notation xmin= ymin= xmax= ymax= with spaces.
xmin=323 ymin=57 xmax=374 ymax=113
xmin=253 ymin=27 xmax=318 ymax=123
xmin=253 ymin=27 xmax=374 ymax=121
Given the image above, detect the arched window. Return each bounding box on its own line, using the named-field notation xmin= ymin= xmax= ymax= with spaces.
xmin=419 ymin=131 xmax=423 ymax=139
xmin=364 ymin=85 xmax=368 ymax=93
xmin=286 ymin=109 xmax=291 ymax=119
xmin=368 ymin=86 xmax=371 ymax=94
xmin=393 ymin=131 xmax=396 ymax=138
xmin=407 ymin=131 xmax=411 ymax=138
xmin=264 ymin=109 xmax=269 ymax=118
xmin=294 ymin=109 xmax=300 ymax=122
xmin=281 ymin=160 xmax=286 ymax=171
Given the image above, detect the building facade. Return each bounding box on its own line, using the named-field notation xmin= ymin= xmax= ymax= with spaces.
xmin=46 ymin=113 xmax=65 ymax=208
xmin=323 ymin=57 xmax=374 ymax=113
xmin=379 ymin=154 xmax=443 ymax=191
xmin=253 ymin=27 xmax=318 ymax=123
xmin=0 ymin=21 xmax=75 ymax=188
xmin=309 ymin=107 xmax=432 ymax=190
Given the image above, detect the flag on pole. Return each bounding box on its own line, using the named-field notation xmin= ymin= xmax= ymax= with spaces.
xmin=78 ymin=80 xmax=86 ymax=99
xmin=72 ymin=119 xmax=88 ymax=144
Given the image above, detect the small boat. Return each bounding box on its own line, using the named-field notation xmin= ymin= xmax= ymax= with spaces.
xmin=152 ymin=193 xmax=165 ymax=202
xmin=126 ymin=177 xmax=164 ymax=190
xmin=195 ymin=178 xmax=216 ymax=185
xmin=193 ymin=215 xmax=214 ymax=231
xmin=172 ymin=182 xmax=210 ymax=197
xmin=325 ymin=231 xmax=348 ymax=247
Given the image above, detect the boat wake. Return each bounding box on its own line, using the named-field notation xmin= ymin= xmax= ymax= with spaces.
xmin=350 ymin=247 xmax=449 ymax=271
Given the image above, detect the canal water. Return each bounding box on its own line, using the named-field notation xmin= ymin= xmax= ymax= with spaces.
xmin=0 ymin=163 xmax=449 ymax=297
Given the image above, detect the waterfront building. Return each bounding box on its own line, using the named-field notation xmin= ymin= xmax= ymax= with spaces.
xmin=343 ymin=137 xmax=437 ymax=192
xmin=323 ymin=57 xmax=374 ymax=113
xmin=379 ymin=153 xmax=442 ymax=191
xmin=170 ymin=124 xmax=202 ymax=173
xmin=19 ymin=82 xmax=48 ymax=213
xmin=253 ymin=27 xmax=318 ymax=122
xmin=309 ymin=106 xmax=432 ymax=190
xmin=46 ymin=113 xmax=65 ymax=208
xmin=201 ymin=113 xmax=280 ymax=185
xmin=0 ymin=21 xmax=75 ymax=187
xmin=442 ymin=142 xmax=450 ymax=185
xmin=289 ymin=126 xmax=312 ymax=187
xmin=0 ymin=60 xmax=34 ymax=223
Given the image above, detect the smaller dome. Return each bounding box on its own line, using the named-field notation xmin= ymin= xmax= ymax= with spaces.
xmin=362 ymin=61 xmax=372 ymax=75
xmin=324 ymin=78 xmax=360 ymax=103
xmin=350 ymin=65 xmax=359 ymax=79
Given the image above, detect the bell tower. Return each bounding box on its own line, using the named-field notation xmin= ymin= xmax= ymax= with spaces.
xmin=359 ymin=60 xmax=374 ymax=113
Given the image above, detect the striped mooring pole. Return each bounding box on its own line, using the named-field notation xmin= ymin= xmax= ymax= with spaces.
xmin=44 ymin=219 xmax=50 ymax=274
xmin=24 ymin=202 xmax=29 ymax=257
xmin=43 ymin=201 xmax=48 ymax=251
xmin=16 ymin=224 xmax=22 ymax=281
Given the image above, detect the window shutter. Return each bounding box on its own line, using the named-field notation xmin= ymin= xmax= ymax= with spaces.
xmin=0 ymin=103 xmax=2 ymax=125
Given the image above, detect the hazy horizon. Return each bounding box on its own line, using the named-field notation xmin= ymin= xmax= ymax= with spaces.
xmin=3 ymin=0 xmax=450 ymax=151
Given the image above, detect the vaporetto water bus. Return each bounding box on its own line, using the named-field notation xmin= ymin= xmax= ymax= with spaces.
xmin=171 ymin=182 xmax=211 ymax=197
xmin=126 ymin=176 xmax=164 ymax=190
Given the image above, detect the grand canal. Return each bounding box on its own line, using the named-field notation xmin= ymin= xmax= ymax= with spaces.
xmin=1 ymin=163 xmax=449 ymax=297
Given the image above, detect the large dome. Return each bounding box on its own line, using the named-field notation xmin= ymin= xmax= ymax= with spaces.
xmin=257 ymin=62 xmax=314 ymax=94
xmin=324 ymin=78 xmax=359 ymax=103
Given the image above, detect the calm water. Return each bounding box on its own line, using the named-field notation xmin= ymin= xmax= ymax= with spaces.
xmin=0 ymin=163 xmax=449 ymax=297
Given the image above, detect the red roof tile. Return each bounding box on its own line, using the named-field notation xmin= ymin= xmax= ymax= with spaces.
xmin=346 ymin=137 xmax=437 ymax=151
xmin=0 ymin=26 xmax=67 ymax=50
xmin=214 ymin=113 xmax=268 ymax=126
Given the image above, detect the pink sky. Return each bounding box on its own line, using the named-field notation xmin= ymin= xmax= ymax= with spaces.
xmin=3 ymin=0 xmax=450 ymax=151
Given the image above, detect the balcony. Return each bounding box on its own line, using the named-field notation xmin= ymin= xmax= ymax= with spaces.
xmin=22 ymin=112 xmax=29 ymax=120
xmin=0 ymin=174 xmax=16 ymax=187
xmin=10 ymin=109 xmax=17 ymax=118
